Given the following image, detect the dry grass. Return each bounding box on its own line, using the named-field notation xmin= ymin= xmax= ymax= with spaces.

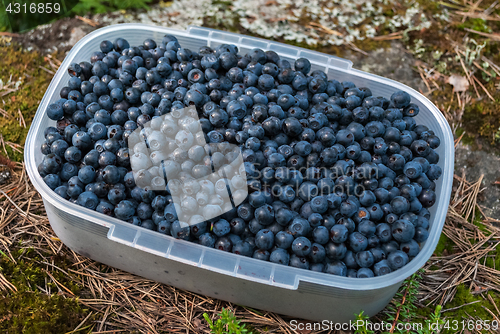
xmin=1 ymin=161 xmax=499 ymax=333
xmin=0 ymin=165 xmax=310 ymax=333
xmin=420 ymin=173 xmax=500 ymax=308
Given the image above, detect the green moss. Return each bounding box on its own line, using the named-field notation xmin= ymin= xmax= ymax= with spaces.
xmin=455 ymin=128 xmax=475 ymax=146
xmin=456 ymin=18 xmax=491 ymax=33
xmin=462 ymin=86 xmax=500 ymax=144
xmin=441 ymin=284 xmax=500 ymax=333
xmin=484 ymin=246 xmax=500 ymax=269
xmin=434 ymin=233 xmax=454 ymax=256
xmin=0 ymin=248 xmax=93 ymax=333
xmin=0 ymin=43 xmax=54 ymax=161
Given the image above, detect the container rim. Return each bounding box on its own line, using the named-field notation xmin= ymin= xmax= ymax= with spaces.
xmin=25 ymin=23 xmax=454 ymax=291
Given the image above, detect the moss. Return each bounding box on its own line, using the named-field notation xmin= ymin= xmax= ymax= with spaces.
xmin=441 ymin=284 xmax=500 ymax=333
xmin=484 ymin=245 xmax=500 ymax=270
xmin=456 ymin=18 xmax=491 ymax=33
xmin=0 ymin=248 xmax=93 ymax=333
xmin=0 ymin=43 xmax=54 ymax=161
xmin=455 ymin=128 xmax=475 ymax=146
xmin=462 ymin=86 xmax=500 ymax=145
xmin=434 ymin=233 xmax=454 ymax=256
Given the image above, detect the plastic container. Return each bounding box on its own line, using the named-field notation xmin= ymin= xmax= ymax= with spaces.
xmin=25 ymin=24 xmax=454 ymax=323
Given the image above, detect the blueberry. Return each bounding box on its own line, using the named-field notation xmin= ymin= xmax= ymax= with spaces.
xmin=254 ymin=204 xmax=274 ymax=225
xmin=426 ymin=164 xmax=442 ymax=180
xmin=324 ymin=261 xmax=347 ymax=276
xmin=357 ymin=220 xmax=376 ymax=237
xmin=270 ymin=248 xmax=290 ymax=265
xmin=403 ymin=161 xmax=423 ymax=179
xmin=54 ymin=185 xmax=69 ymax=199
xmin=387 ymin=250 xmax=409 ymax=270
xmin=41 ymin=153 xmax=63 ymax=175
xmin=253 ymin=249 xmax=270 ymax=261
xmin=400 ymin=239 xmax=420 ymax=257
xmin=329 ymin=224 xmax=348 ymax=243
xmin=48 ymin=139 xmax=68 ymax=158
xmin=373 ymin=260 xmax=392 ymax=276
xmin=355 ymin=250 xmax=374 ymax=268
xmin=68 ymin=63 xmax=82 ymax=77
xmin=390 ymin=196 xmax=410 ymax=215
xmin=374 ymin=222 xmax=392 ymax=243
xmin=391 ymin=91 xmax=411 ymax=109
xmin=291 ymin=236 xmax=312 ymax=257
xmin=414 ymin=226 xmax=430 ymax=243
xmin=78 ymin=165 xmax=96 ymax=184
xmin=294 ymin=58 xmax=311 ymax=75
xmin=356 ymin=268 xmax=374 ymax=278
xmin=102 ymin=165 xmax=121 ymax=184
xmin=232 ymin=240 xmax=254 ymax=257
xmin=309 ymin=196 xmax=327 ymax=214
xmin=324 ymin=241 xmax=347 ymax=260
xmin=43 ymin=174 xmax=61 ymax=190
xmin=171 ymin=221 xmax=191 ymax=240
xmin=387 ymin=154 xmax=405 ymax=171
xmin=391 ymin=219 xmax=416 ymax=243
xmin=213 ymin=219 xmax=231 ymax=237
xmin=419 ymin=189 xmax=436 ymax=207
xmin=199 ymin=233 xmax=217 ymax=248
xmin=288 ymin=217 xmax=311 ymax=237
xmin=348 ymin=232 xmax=368 ymax=252
xmin=77 ymin=191 xmax=99 ymax=210
xmin=94 ymin=199 xmax=113 ymax=217
xmin=228 ymin=218 xmax=245 ymax=235
xmin=47 ymin=103 xmax=64 ymax=121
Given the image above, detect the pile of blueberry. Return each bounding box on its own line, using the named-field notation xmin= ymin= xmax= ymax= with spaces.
xmin=38 ymin=34 xmax=443 ymax=278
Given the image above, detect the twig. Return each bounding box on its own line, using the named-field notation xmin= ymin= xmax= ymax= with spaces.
xmin=441 ymin=300 xmax=481 ymax=313
xmin=472 ymin=75 xmax=495 ymax=101
xmin=347 ymin=41 xmax=368 ymax=56
xmin=372 ymin=32 xmax=403 ymax=40
xmin=307 ymin=22 xmax=343 ymax=36
xmin=464 ymin=28 xmax=500 ymax=41
xmin=0 ymin=272 xmax=17 ymax=292
xmin=455 ymin=131 xmax=465 ymax=148
xmin=0 ymin=107 xmax=12 ymax=119
xmin=390 ymin=287 xmax=409 ymax=333
xmin=69 ymin=311 xmax=94 ymax=334
xmin=75 ymin=15 xmax=99 ymax=27
xmin=454 ymin=11 xmax=500 ymax=21
xmin=0 ymin=32 xmax=20 ymax=37
xmin=18 ymin=109 xmax=26 ymax=128
xmin=39 ymin=66 xmax=55 ymax=75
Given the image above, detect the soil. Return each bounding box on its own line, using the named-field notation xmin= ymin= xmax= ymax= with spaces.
xmin=15 ymin=17 xmax=100 ymax=54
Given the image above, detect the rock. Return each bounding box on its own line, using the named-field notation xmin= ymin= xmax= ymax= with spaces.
xmin=454 ymin=142 xmax=500 ymax=220
xmin=68 ymin=27 xmax=87 ymax=46
xmin=345 ymin=42 xmax=427 ymax=93
xmin=16 ymin=17 xmax=99 ymax=54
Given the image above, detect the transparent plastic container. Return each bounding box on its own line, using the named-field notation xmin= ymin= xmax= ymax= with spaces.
xmin=25 ymin=24 xmax=454 ymax=322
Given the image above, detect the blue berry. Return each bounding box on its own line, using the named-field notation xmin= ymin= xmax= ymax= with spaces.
xmin=373 ymin=259 xmax=392 ymax=276
xmin=213 ymin=219 xmax=231 ymax=237
xmin=291 ymin=236 xmax=312 ymax=257
xmin=356 ymin=268 xmax=374 ymax=278
xmin=324 ymin=261 xmax=347 ymax=276
xmin=43 ymin=174 xmax=61 ymax=190
xmin=387 ymin=250 xmax=409 ymax=270
xmin=329 ymin=224 xmax=348 ymax=243
xmin=348 ymin=232 xmax=368 ymax=252
xmin=77 ymin=191 xmax=99 ymax=210
xmin=391 ymin=219 xmax=415 ymax=243
xmin=270 ymin=248 xmax=290 ymax=265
